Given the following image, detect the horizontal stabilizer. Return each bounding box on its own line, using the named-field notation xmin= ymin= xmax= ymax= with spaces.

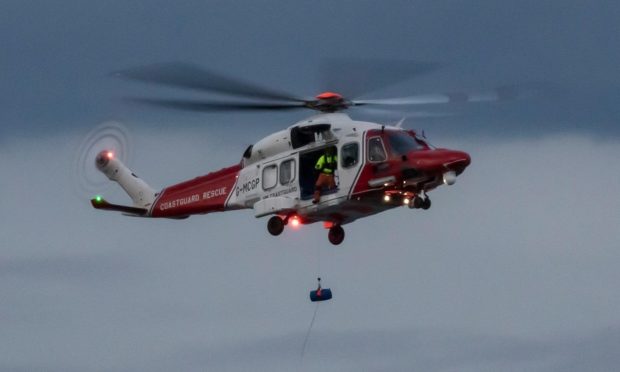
xmin=90 ymin=197 xmax=147 ymax=216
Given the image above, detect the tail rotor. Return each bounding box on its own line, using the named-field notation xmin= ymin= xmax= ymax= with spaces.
xmin=72 ymin=121 xmax=133 ymax=199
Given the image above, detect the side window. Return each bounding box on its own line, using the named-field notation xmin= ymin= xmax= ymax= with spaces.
xmin=368 ymin=137 xmax=387 ymax=162
xmin=341 ymin=143 xmax=359 ymax=168
xmin=262 ymin=164 xmax=277 ymax=190
xmin=280 ymin=159 xmax=295 ymax=185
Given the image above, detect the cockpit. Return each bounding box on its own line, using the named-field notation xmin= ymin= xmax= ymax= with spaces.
xmin=386 ymin=130 xmax=430 ymax=155
xmin=367 ymin=129 xmax=430 ymax=162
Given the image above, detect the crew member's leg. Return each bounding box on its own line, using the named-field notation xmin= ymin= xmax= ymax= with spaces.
xmin=327 ymin=174 xmax=335 ymax=189
xmin=313 ymin=174 xmax=323 ymax=203
xmin=313 ymin=173 xmax=335 ymax=203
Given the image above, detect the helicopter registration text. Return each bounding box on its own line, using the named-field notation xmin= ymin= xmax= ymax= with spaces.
xmin=235 ymin=178 xmax=260 ymax=196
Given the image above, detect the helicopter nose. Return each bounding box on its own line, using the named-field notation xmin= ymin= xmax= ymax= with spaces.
xmin=446 ymin=150 xmax=471 ymax=175
xmin=409 ymin=149 xmax=471 ymax=175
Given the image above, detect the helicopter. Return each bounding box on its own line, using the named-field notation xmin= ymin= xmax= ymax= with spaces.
xmin=88 ymin=62 xmax=506 ymax=245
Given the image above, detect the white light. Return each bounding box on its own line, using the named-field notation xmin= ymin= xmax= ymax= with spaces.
xmin=443 ymin=171 xmax=457 ymax=185
xmin=403 ymin=197 xmax=410 ymax=205
xmin=384 ymin=195 xmax=391 ymax=202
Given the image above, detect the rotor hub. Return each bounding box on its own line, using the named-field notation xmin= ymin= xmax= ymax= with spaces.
xmin=309 ymin=91 xmax=350 ymax=112
xmin=315 ymin=91 xmax=343 ymax=100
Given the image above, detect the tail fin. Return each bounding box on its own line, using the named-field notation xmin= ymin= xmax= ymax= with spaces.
xmin=94 ymin=150 xmax=156 ymax=210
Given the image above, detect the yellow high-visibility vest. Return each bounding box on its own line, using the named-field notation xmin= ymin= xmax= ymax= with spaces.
xmin=315 ymin=155 xmax=337 ymax=174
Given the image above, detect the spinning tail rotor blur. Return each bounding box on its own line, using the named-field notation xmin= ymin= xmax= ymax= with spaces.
xmin=72 ymin=121 xmax=133 ymax=199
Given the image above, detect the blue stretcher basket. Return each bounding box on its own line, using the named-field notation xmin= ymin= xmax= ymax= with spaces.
xmin=309 ymin=288 xmax=332 ymax=302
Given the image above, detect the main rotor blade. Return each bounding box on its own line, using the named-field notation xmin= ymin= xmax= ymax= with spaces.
xmin=355 ymin=105 xmax=455 ymax=118
xmin=125 ymin=97 xmax=307 ymax=112
xmin=319 ymin=58 xmax=441 ymax=99
xmin=353 ymin=86 xmax=519 ymax=106
xmin=114 ymin=62 xmax=306 ymax=102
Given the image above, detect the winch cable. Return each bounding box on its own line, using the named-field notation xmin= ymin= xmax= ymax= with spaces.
xmin=316 ymin=241 xmax=321 ymax=277
xmin=300 ymin=302 xmax=320 ymax=361
xmin=301 ymin=244 xmax=323 ymax=361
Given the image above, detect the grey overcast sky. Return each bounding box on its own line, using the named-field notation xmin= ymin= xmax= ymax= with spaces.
xmin=1 ymin=1 xmax=620 ymax=371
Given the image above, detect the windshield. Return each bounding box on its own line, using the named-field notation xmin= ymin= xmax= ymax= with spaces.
xmin=415 ymin=134 xmax=434 ymax=149
xmin=387 ymin=131 xmax=424 ymax=156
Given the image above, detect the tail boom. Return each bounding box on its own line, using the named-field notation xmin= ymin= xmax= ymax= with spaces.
xmin=95 ymin=151 xmax=156 ymax=209
xmin=149 ymin=164 xmax=241 ymax=218
xmin=93 ymin=150 xmax=242 ymax=219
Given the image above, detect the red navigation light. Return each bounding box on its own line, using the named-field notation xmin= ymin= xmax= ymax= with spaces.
xmin=316 ymin=92 xmax=343 ymax=100
xmin=106 ymin=151 xmax=114 ymax=159
xmin=291 ymin=215 xmax=300 ymax=228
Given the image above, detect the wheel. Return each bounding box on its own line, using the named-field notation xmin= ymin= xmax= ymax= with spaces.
xmin=267 ymin=216 xmax=284 ymax=236
xmin=328 ymin=225 xmax=345 ymax=245
xmin=413 ymin=197 xmax=423 ymax=209
xmin=421 ymin=197 xmax=431 ymax=210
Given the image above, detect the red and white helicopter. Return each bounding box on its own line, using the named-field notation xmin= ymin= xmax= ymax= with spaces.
xmin=89 ymin=63 xmax=509 ymax=245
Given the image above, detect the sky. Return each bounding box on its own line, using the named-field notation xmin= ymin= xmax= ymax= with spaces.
xmin=1 ymin=1 xmax=620 ymax=371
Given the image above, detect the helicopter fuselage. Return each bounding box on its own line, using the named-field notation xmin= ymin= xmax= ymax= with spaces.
xmin=93 ymin=113 xmax=470 ymax=244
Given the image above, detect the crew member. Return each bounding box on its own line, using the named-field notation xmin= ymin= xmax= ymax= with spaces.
xmin=313 ymin=147 xmax=337 ymax=204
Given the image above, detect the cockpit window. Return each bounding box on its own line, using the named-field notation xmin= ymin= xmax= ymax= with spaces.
xmin=341 ymin=142 xmax=359 ymax=168
xmin=416 ymin=136 xmax=434 ymax=149
xmin=368 ymin=137 xmax=387 ymax=162
xmin=387 ymin=131 xmax=423 ymax=156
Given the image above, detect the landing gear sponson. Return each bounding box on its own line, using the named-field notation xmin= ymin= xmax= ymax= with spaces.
xmin=266 ymin=193 xmax=433 ymax=244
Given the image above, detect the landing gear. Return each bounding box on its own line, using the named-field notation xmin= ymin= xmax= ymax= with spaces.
xmin=412 ymin=196 xmax=424 ymax=209
xmin=328 ymin=225 xmax=345 ymax=245
xmin=267 ymin=216 xmax=284 ymax=236
xmin=410 ymin=195 xmax=431 ymax=210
